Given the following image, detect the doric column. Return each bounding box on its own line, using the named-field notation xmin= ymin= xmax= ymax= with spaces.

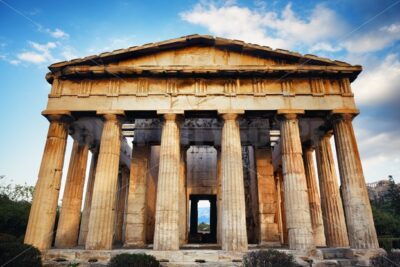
xmin=220 ymin=113 xmax=248 ymax=251
xmin=153 ymin=114 xmax=181 ymax=250
xmin=85 ymin=113 xmax=122 ymax=250
xmin=55 ymin=138 xmax=89 ymax=248
xmin=275 ymin=172 xmax=284 ymax=245
xmin=315 ymin=132 xmax=349 ymax=247
xmin=302 ymin=144 xmax=326 ymax=247
xmin=216 ymin=147 xmax=222 ymax=245
xmin=278 ymin=112 xmax=314 ymax=251
xmin=276 ymin=170 xmax=288 ymax=245
xmin=332 ymin=113 xmax=379 ymax=249
xmin=78 ymin=150 xmax=99 ymax=246
xmin=114 ymin=167 xmax=129 ymax=244
xmin=179 ymin=147 xmax=188 ymax=245
xmin=255 ymin=147 xmax=279 ymax=244
xmin=24 ymin=114 xmax=70 ymax=250
xmin=124 ymin=145 xmax=150 ymax=247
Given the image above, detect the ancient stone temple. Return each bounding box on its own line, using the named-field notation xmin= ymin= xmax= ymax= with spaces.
xmin=24 ymin=35 xmax=379 ymax=264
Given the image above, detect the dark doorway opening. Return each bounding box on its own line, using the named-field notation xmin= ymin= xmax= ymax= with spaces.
xmin=189 ymin=194 xmax=217 ymax=243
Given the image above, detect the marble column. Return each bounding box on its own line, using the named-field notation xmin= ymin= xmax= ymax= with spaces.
xmin=153 ymin=114 xmax=181 ymax=250
xmin=179 ymin=147 xmax=188 ymax=245
xmin=255 ymin=147 xmax=280 ymax=244
xmin=277 ymin=170 xmax=288 ymax=245
xmin=24 ymin=114 xmax=70 ymax=250
xmin=85 ymin=113 xmax=122 ymax=250
xmin=216 ymin=147 xmax=222 ymax=245
xmin=78 ymin=150 xmax=99 ymax=246
xmin=220 ymin=113 xmax=248 ymax=252
xmin=315 ymin=132 xmax=349 ymax=247
xmin=332 ymin=113 xmax=379 ymax=249
xmin=275 ymin=172 xmax=284 ymax=245
xmin=302 ymin=144 xmax=326 ymax=247
xmin=279 ymin=112 xmax=314 ymax=251
xmin=124 ymin=145 xmax=150 ymax=247
xmin=114 ymin=167 xmax=129 ymax=244
xmin=55 ymin=139 xmax=89 ymax=248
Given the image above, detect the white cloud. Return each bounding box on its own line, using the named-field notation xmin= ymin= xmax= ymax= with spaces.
xmin=352 ymin=53 xmax=400 ymax=105
xmin=16 ymin=41 xmax=57 ymax=64
xmin=49 ymin=28 xmax=69 ymax=39
xmin=310 ymin=42 xmax=342 ymax=53
xmin=343 ymin=22 xmax=400 ymax=53
xmin=180 ymin=2 xmax=345 ymax=50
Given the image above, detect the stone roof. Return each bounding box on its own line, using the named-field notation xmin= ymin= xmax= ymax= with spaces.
xmin=46 ymin=34 xmax=362 ymax=82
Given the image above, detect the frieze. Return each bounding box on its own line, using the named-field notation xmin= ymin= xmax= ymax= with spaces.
xmin=78 ymin=80 xmax=92 ymax=97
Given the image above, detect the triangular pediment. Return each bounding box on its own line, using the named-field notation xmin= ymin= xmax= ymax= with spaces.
xmin=49 ymin=35 xmax=355 ymax=72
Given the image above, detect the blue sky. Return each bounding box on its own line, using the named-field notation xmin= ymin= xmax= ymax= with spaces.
xmin=0 ymin=0 xmax=399 ymax=186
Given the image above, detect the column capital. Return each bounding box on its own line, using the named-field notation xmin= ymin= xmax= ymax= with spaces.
xmin=42 ymin=110 xmax=72 ymax=123
xmin=97 ymin=110 xmax=125 ymax=121
xmin=276 ymin=109 xmax=304 ymax=120
xmin=221 ymin=113 xmax=240 ymax=121
xmin=330 ymin=109 xmax=359 ymax=123
xmin=302 ymin=140 xmax=315 ymax=152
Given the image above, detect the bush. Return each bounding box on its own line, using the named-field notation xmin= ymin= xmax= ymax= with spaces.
xmin=243 ymin=249 xmax=298 ymax=267
xmin=370 ymin=252 xmax=400 ymax=267
xmin=0 ymin=242 xmax=41 ymax=267
xmin=379 ymin=238 xmax=394 ymax=252
xmin=108 ymin=253 xmax=160 ymax=267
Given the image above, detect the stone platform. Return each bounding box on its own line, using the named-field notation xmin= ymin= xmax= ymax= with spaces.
xmin=41 ymin=247 xmax=385 ymax=266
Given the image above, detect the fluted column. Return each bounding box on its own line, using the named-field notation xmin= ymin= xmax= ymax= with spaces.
xmin=24 ymin=114 xmax=70 ymax=250
xmin=124 ymin=145 xmax=150 ymax=247
xmin=220 ymin=113 xmax=248 ymax=251
xmin=315 ymin=132 xmax=349 ymax=247
xmin=153 ymin=114 xmax=181 ymax=250
xmin=303 ymin=144 xmax=326 ymax=247
xmin=55 ymin=139 xmax=89 ymax=248
xmin=279 ymin=112 xmax=314 ymax=251
xmin=86 ymin=113 xmax=122 ymax=250
xmin=114 ymin=167 xmax=129 ymax=244
xmin=332 ymin=113 xmax=378 ymax=249
xmin=179 ymin=147 xmax=188 ymax=245
xmin=78 ymin=150 xmax=99 ymax=246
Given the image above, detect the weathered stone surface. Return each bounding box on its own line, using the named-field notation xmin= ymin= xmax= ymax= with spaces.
xmin=303 ymin=145 xmax=326 ymax=247
xmin=315 ymin=133 xmax=349 ymax=248
xmin=55 ymin=140 xmax=89 ymax=248
xmin=86 ymin=114 xmax=122 ymax=250
xmin=332 ymin=114 xmax=379 ymax=249
xmin=255 ymin=148 xmax=280 ymax=243
xmin=153 ymin=114 xmax=181 ymax=250
xmin=279 ymin=113 xmax=314 ymax=251
xmin=124 ymin=145 xmax=150 ymax=247
xmin=114 ymin=167 xmax=129 ymax=243
xmin=78 ymin=151 xmax=98 ymax=245
xmin=24 ymin=115 xmax=69 ymax=250
xmin=220 ymin=113 xmax=248 ymax=252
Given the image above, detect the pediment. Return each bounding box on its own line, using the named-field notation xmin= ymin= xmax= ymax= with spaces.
xmin=49 ymin=35 xmax=355 ymax=72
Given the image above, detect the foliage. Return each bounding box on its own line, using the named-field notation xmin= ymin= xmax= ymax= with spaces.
xmin=243 ymin=249 xmax=298 ymax=267
xmin=378 ymin=238 xmax=400 ymax=252
xmin=370 ymin=252 xmax=400 ymax=267
xmin=198 ymin=222 xmax=210 ymax=232
xmin=108 ymin=253 xmax=160 ymax=267
xmin=0 ymin=194 xmax=31 ymax=239
xmin=0 ymin=240 xmax=42 ymax=267
xmin=372 ymin=205 xmax=400 ymax=237
xmin=0 ymin=175 xmax=34 ymax=202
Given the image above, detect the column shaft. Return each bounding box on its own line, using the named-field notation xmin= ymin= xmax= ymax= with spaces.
xmin=55 ymin=140 xmax=89 ymax=248
xmin=179 ymin=147 xmax=188 ymax=245
xmin=255 ymin=148 xmax=279 ymax=243
xmin=114 ymin=168 xmax=129 ymax=244
xmin=221 ymin=113 xmax=248 ymax=251
xmin=24 ymin=116 xmax=69 ymax=250
xmin=303 ymin=146 xmax=326 ymax=247
xmin=315 ymin=134 xmax=349 ymax=247
xmin=85 ymin=114 xmax=121 ymax=250
xmin=153 ymin=114 xmax=181 ymax=250
xmin=280 ymin=114 xmax=314 ymax=250
xmin=124 ymin=146 xmax=150 ymax=247
xmin=332 ymin=114 xmax=379 ymax=249
xmin=216 ymin=147 xmax=222 ymax=245
xmin=78 ymin=151 xmax=98 ymax=246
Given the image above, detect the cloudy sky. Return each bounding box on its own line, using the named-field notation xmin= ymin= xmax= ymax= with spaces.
xmin=0 ymin=0 xmax=399 ymax=186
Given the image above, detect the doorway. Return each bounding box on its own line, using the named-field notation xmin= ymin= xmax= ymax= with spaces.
xmin=188 ymin=194 xmax=217 ymax=243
